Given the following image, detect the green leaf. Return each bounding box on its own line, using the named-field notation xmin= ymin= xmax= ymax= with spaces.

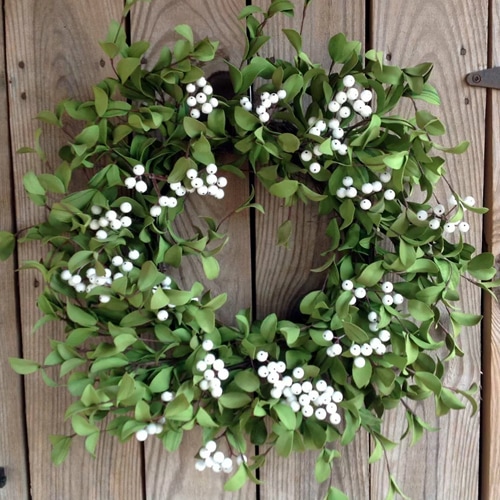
xmin=326 ymin=486 xmax=349 ymax=500
xmin=75 ymin=125 xmax=100 ymax=150
xmin=0 ymin=231 xmax=15 ymax=260
xmin=67 ymin=302 xmax=98 ymax=327
xmin=234 ymin=370 xmax=260 ymax=392
xmin=9 ymin=357 xmax=40 ymax=375
xmin=369 ymin=437 xmax=384 ymax=464
xmin=277 ymin=132 xmax=300 ymax=153
xmin=282 ymin=29 xmax=302 ymax=53
xmin=224 ymin=464 xmax=248 ymax=491
xmin=315 ymin=454 xmax=331 ymax=483
xmin=357 ymin=261 xmax=385 ymax=287
xmin=36 ymin=110 xmax=61 ymax=126
xmin=343 ymin=322 xmax=369 ymax=343
xmin=328 ymin=33 xmax=361 ymax=63
xmin=201 ymin=255 xmax=220 ymax=280
xmin=416 ymin=110 xmax=445 ymax=135
xmin=162 ymin=430 xmax=183 ymax=452
xmin=467 ymin=253 xmax=497 ymax=280
xmin=193 ymin=308 xmax=215 ymax=333
xmin=23 ymin=171 xmax=45 ymax=196
xmin=169 ymin=157 xmax=195 ymax=183
xmin=415 ymin=372 xmax=442 ymax=395
xmin=50 ymin=435 xmax=72 ymax=465
xmin=135 ymin=400 xmax=152 ymax=421
xmin=277 ymin=219 xmax=293 ymax=247
xmin=238 ymin=5 xmax=263 ymax=18
xmin=450 ymin=312 xmax=482 ymax=327
xmin=247 ymin=35 xmax=271 ymax=59
xmin=85 ymin=432 xmax=99 ymax=457
xmin=67 ymin=250 xmax=94 ymax=273
xmin=196 ymin=407 xmax=218 ymax=427
xmin=353 ymin=361 xmax=372 ymax=388
xmin=219 ymin=392 xmax=252 ymax=409
xmin=260 ymin=313 xmax=277 ymax=342
xmin=183 ymin=116 xmax=207 ymax=137
xmin=275 ymin=428 xmax=294 ymax=456
xmin=175 ymin=24 xmax=194 ymax=44
xmin=138 ymin=261 xmax=165 ymax=292
xmin=117 ymin=373 xmax=136 ymax=404
xmin=90 ymin=356 xmax=129 ymax=373
xmin=408 ymin=299 xmax=434 ymax=321
xmin=234 ymin=106 xmax=260 ymax=131
xmin=350 ymin=115 xmax=381 ymax=148
xmin=93 ymin=86 xmax=108 ymax=117
xmin=116 ymin=57 xmax=141 ymax=83
xmin=273 ymin=403 xmax=297 ymax=431
xmin=269 ymin=179 xmax=298 ymax=198
xmin=164 ymin=394 xmax=190 ymax=417
xmin=440 ymin=387 xmax=466 ymax=410
xmin=71 ymin=415 xmax=98 ymax=436
xmin=300 ymin=290 xmax=327 ymax=315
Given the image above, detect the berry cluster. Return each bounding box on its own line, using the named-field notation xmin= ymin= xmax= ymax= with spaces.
xmin=239 ymin=89 xmax=287 ymax=123
xmin=135 ymin=416 xmax=166 ymax=442
xmin=336 ymin=171 xmax=393 ymax=210
xmin=327 ymin=74 xmax=373 ymax=120
xmin=180 ymin=163 xmax=227 ymax=200
xmin=134 ymin=391 xmax=176 ymax=442
xmin=256 ymin=351 xmax=343 ymax=425
xmin=196 ymin=340 xmax=229 ymax=399
xmin=195 ymin=440 xmax=246 ymax=474
xmin=324 ymin=278 xmax=398 ymax=365
xmin=377 ymin=280 xmax=405 ymax=308
xmin=88 ymin=203 xmax=133 ymax=240
xmin=419 ymin=195 xmax=475 ymax=235
xmin=300 ymin=74 xmax=374 ymax=173
xmin=185 ymin=77 xmax=219 ymax=119
xmin=61 ymin=247 xmax=173 ymax=306
xmin=324 ymin=324 xmax=389 ymax=365
xmin=124 ymin=164 xmax=152 ymax=194
xmin=125 ymin=162 xmax=228 ymax=218
xmin=124 ymin=164 xmax=178 ymax=218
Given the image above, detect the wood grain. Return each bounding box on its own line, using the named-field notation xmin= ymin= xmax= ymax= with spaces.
xmin=155 ymin=169 xmax=253 ymax=325
xmin=131 ymin=2 xmax=256 ymax=498
xmin=483 ymin=0 xmax=500 ymax=497
xmin=1 ymin=0 xmax=491 ymax=498
xmin=370 ymin=0 xmax=487 ymax=497
xmin=253 ymin=1 xmax=369 ymax=498
xmin=132 ymin=0 xmax=245 ymax=74
xmin=5 ymin=1 xmax=143 ymax=498
xmin=0 ymin=3 xmax=30 ymax=499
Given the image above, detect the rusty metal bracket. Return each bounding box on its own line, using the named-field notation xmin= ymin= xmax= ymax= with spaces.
xmin=466 ymin=67 xmax=500 ymax=89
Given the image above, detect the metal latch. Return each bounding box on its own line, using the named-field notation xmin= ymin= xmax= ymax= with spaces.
xmin=466 ymin=67 xmax=500 ymax=89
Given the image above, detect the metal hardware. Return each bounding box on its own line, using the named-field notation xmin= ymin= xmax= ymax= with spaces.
xmin=466 ymin=67 xmax=500 ymax=89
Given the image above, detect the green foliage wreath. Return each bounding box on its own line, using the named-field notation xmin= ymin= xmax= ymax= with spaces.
xmin=2 ymin=0 xmax=497 ymax=497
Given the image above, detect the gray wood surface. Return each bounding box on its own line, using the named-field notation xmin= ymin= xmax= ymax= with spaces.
xmin=0 ymin=2 xmax=30 ymax=498
xmin=483 ymin=0 xmax=500 ymax=498
xmin=0 ymin=0 xmax=490 ymax=498
xmin=5 ymin=1 xmax=143 ymax=498
xmin=370 ymin=0 xmax=487 ymax=498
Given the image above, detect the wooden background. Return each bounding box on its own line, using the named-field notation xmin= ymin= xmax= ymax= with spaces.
xmin=0 ymin=0 xmax=496 ymax=498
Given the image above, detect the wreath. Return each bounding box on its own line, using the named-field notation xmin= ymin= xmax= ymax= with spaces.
xmin=2 ymin=0 xmax=497 ymax=498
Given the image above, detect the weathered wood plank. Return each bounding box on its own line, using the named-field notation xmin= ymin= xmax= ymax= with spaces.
xmin=370 ymin=0 xmax=487 ymax=497
xmin=131 ymin=2 xmax=256 ymax=498
xmin=253 ymin=1 xmax=369 ymax=498
xmin=0 ymin=4 xmax=30 ymax=499
xmin=483 ymin=0 xmax=500 ymax=497
xmin=5 ymin=1 xmax=144 ymax=498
